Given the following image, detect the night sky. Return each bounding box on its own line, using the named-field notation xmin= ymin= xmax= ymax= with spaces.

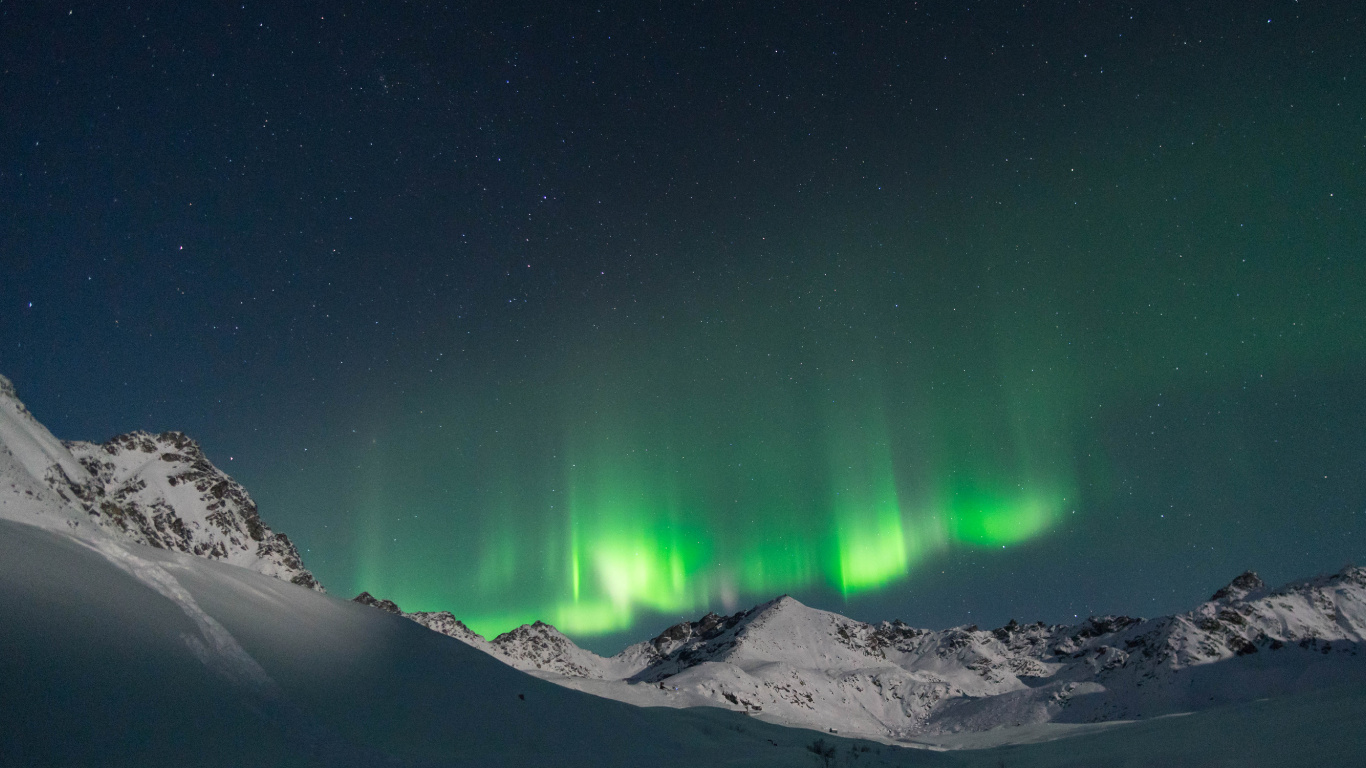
xmin=3 ymin=1 xmax=1364 ymax=653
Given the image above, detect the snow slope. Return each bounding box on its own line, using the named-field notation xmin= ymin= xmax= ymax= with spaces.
xmin=6 ymin=516 xmax=1365 ymax=767
xmin=0 ymin=374 xmax=320 ymax=589
xmin=0 ymin=516 xmax=916 ymax=766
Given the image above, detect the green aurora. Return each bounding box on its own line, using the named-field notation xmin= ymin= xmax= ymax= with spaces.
xmin=342 ymin=162 xmax=1364 ymax=640
xmin=349 ymin=237 xmax=1096 ymax=638
xmin=358 ymin=397 xmax=1076 ymax=639
xmin=222 ymin=4 xmax=1365 ymax=644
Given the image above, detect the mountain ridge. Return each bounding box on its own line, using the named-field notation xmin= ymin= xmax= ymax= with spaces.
xmin=356 ymin=565 xmax=1366 ymax=743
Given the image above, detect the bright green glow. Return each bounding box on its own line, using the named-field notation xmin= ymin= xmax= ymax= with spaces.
xmin=550 ymin=433 xmax=715 ymax=633
xmin=570 ymin=545 xmax=580 ymax=602
xmin=835 ymin=516 xmax=908 ymax=594
xmin=462 ymin=611 xmax=543 ymax=641
xmin=553 ymin=600 xmax=633 ymax=635
xmin=347 ymin=252 xmax=1087 ymax=641
xmin=583 ymin=530 xmax=705 ymax=612
xmin=827 ymin=393 xmax=910 ymax=594
xmin=355 ymin=373 xmax=1077 ymax=639
xmin=943 ymin=481 xmax=1064 ymax=546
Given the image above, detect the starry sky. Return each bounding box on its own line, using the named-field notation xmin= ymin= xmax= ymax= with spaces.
xmin=3 ymin=1 xmax=1364 ymax=653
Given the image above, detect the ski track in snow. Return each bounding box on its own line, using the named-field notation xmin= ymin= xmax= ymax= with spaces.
xmin=79 ymin=534 xmax=281 ymax=697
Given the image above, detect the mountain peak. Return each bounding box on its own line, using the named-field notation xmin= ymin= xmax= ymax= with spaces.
xmin=1 ymin=372 xmax=322 ymax=591
xmin=1332 ymin=564 xmax=1366 ymax=585
xmin=1211 ymin=570 xmax=1266 ymax=602
xmin=490 ymin=619 xmax=610 ymax=678
xmin=353 ymin=592 xmax=402 ymax=614
xmin=96 ymin=430 xmax=208 ymax=463
xmin=495 ymin=620 xmax=568 ymax=642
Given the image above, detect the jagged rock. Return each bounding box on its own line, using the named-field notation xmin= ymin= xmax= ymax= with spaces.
xmin=489 ymin=621 xmax=609 ymax=678
xmin=407 ymin=610 xmax=486 ymax=647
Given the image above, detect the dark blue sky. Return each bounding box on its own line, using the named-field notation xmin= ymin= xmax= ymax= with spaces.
xmin=3 ymin=1 xmax=1364 ymax=653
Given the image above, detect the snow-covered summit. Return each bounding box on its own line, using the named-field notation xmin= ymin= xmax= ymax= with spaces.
xmin=610 ymin=594 xmax=895 ymax=681
xmin=1210 ymin=569 xmax=1268 ymax=602
xmin=0 ymin=374 xmax=321 ymax=590
xmin=488 ymin=621 xmax=624 ymax=678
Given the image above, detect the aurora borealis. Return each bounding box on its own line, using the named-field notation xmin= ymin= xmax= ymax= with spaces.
xmin=3 ymin=2 xmax=1365 ymax=651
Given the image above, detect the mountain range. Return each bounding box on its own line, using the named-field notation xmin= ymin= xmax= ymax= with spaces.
xmin=355 ymin=565 xmax=1366 ymax=746
xmin=3 ymin=371 xmax=1364 ymax=763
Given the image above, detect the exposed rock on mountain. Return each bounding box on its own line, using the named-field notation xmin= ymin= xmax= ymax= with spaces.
xmin=0 ymin=373 xmax=321 ymax=590
xmin=349 ymin=592 xmax=487 ymax=648
xmin=353 ymin=591 xmax=402 ymax=614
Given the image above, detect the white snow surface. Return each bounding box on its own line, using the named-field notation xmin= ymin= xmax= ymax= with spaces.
xmin=0 ymin=374 xmax=320 ymax=589
xmin=5 ymin=515 xmax=1362 ymax=767
xmin=3 ymin=512 xmax=1364 ymax=768
xmin=2 ymin=516 xmax=890 ymax=766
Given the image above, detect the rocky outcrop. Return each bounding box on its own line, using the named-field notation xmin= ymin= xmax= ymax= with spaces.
xmin=351 ymin=593 xmax=489 ymax=648
xmin=353 ymin=591 xmax=402 ymax=614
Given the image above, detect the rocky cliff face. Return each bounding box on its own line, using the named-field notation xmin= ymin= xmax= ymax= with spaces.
xmin=0 ymin=373 xmax=321 ymax=591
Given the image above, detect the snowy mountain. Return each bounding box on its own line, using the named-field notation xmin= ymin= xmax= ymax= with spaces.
xmin=4 ymin=368 xmax=1365 ymax=763
xmin=352 ymin=592 xmax=642 ymax=679
xmin=0 ymin=374 xmax=320 ymax=589
xmin=360 ymin=568 xmax=1366 ymax=745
